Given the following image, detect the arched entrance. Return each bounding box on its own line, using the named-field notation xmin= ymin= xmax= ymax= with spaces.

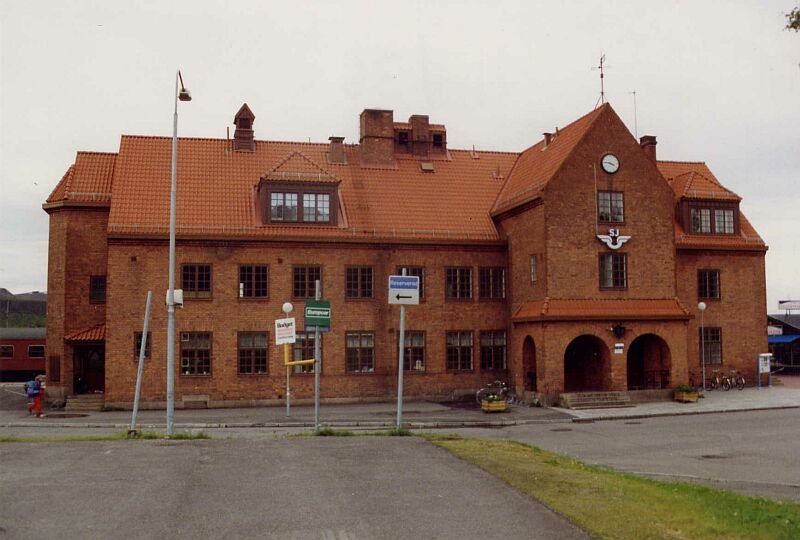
xmin=522 ymin=336 xmax=537 ymax=391
xmin=564 ymin=335 xmax=610 ymax=392
xmin=627 ymin=334 xmax=671 ymax=390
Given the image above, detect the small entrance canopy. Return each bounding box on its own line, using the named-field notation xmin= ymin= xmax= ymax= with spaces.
xmin=65 ymin=324 xmax=105 ymax=343
xmin=768 ymin=335 xmax=800 ymax=345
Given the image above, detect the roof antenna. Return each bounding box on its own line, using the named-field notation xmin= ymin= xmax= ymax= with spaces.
xmin=630 ymin=90 xmax=638 ymax=139
xmin=591 ymin=53 xmax=609 ymax=108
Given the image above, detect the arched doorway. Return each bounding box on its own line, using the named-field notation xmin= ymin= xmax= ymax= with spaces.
xmin=627 ymin=334 xmax=671 ymax=390
xmin=522 ymin=336 xmax=537 ymax=391
xmin=564 ymin=335 xmax=610 ymax=392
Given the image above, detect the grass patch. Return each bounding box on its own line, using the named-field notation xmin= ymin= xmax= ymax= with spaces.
xmin=313 ymin=427 xmax=355 ymax=437
xmin=0 ymin=431 xmax=209 ymax=443
xmin=432 ymin=437 xmax=800 ymax=540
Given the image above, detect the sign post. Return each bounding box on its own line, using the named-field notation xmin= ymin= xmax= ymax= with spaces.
xmin=304 ymin=282 xmax=330 ymax=431
xmin=276 ymin=303 xmax=296 ymax=417
xmin=758 ymin=353 xmax=773 ymax=389
xmin=389 ymin=273 xmax=420 ymax=430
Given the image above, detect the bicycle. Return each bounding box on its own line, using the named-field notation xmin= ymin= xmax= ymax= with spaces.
xmin=476 ymin=380 xmax=513 ymax=404
xmin=708 ymin=370 xmax=730 ymax=391
xmin=729 ymin=370 xmax=745 ymax=390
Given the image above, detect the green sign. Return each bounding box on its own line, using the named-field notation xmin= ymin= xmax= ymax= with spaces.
xmin=304 ymin=300 xmax=331 ymax=330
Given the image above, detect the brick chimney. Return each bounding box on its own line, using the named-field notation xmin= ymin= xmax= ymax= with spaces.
xmin=233 ymin=103 xmax=256 ymax=152
xmin=409 ymin=115 xmax=430 ymax=158
xmin=640 ymin=135 xmax=657 ymax=162
xmin=328 ymin=136 xmax=346 ymax=164
xmin=360 ymin=109 xmax=394 ymax=165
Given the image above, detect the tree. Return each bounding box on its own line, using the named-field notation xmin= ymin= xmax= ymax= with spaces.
xmin=787 ymin=6 xmax=800 ymax=31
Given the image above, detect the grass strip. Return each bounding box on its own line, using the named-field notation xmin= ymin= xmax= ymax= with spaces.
xmin=428 ymin=436 xmax=800 ymax=540
xmin=0 ymin=431 xmax=209 ymax=443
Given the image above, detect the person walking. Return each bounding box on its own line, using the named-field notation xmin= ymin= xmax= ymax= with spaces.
xmin=26 ymin=374 xmax=46 ymax=417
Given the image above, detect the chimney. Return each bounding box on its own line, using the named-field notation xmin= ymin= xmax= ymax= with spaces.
xmin=640 ymin=135 xmax=657 ymax=162
xmin=543 ymin=132 xmax=553 ymax=147
xmin=409 ymin=115 xmax=430 ymax=158
xmin=233 ymin=103 xmax=256 ymax=152
xmin=360 ymin=109 xmax=395 ymax=165
xmin=328 ymin=136 xmax=346 ymax=164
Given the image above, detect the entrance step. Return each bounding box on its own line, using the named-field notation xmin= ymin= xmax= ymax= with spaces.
xmin=559 ymin=391 xmax=633 ymax=410
xmin=65 ymin=394 xmax=105 ymax=412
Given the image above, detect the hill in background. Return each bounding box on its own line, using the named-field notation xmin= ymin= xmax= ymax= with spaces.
xmin=1 ymin=288 xmax=47 ymax=327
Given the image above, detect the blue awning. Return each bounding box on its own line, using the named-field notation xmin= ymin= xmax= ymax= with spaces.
xmin=768 ymin=335 xmax=800 ymax=345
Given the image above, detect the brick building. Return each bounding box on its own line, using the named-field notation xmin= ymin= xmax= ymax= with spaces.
xmin=42 ymin=102 xmax=767 ymax=408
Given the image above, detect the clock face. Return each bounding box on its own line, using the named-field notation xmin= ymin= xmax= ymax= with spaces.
xmin=601 ymin=153 xmax=620 ymax=174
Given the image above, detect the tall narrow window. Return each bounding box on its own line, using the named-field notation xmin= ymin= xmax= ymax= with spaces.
xmin=293 ymin=266 xmax=321 ymax=298
xmin=238 ymin=332 xmax=268 ymax=374
xmin=701 ymin=328 xmax=722 ymax=365
xmin=397 ymin=266 xmax=424 ymax=300
xmin=89 ymin=275 xmax=107 ymax=304
xmin=714 ymin=209 xmax=734 ymax=234
xmin=690 ymin=208 xmax=712 ymax=233
xmin=133 ymin=332 xmax=152 ymax=361
xmin=446 ymin=268 xmax=472 ymax=299
xmin=401 ymin=331 xmax=425 ymax=371
xmin=180 ymin=332 xmax=211 ymax=375
xmin=446 ymin=331 xmax=473 ymax=371
xmin=698 ymin=270 xmax=721 ymax=299
xmin=480 ymin=331 xmax=507 ymax=370
xmin=346 ymin=266 xmax=373 ymax=299
xmin=182 ymin=264 xmax=212 ymax=299
xmin=346 ymin=332 xmax=374 ymax=373
xmin=239 ymin=265 xmax=269 ymax=298
xmin=479 ymin=267 xmax=506 ymax=299
xmin=530 ymin=255 xmax=538 ymax=283
xmin=598 ymin=191 xmax=624 ymax=223
xmin=270 ymin=192 xmax=298 ymax=222
xmin=600 ymin=254 xmax=627 ymax=289
xmin=292 ymin=331 xmax=319 ymax=374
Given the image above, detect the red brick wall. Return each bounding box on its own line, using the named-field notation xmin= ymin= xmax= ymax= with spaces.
xmin=104 ymin=240 xmax=509 ymax=405
xmin=676 ymin=249 xmax=767 ymax=385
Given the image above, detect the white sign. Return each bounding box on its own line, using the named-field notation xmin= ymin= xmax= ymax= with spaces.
xmin=759 ymin=353 xmax=772 ymax=374
xmin=275 ymin=317 xmax=296 ymax=345
xmin=778 ymin=300 xmax=800 ymax=311
xmin=388 ymin=275 xmax=420 ymax=305
xmin=614 ymin=343 xmax=624 ymax=355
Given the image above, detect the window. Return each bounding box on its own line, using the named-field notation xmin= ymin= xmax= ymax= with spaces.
xmin=432 ymin=133 xmax=444 ymax=149
xmin=0 ymin=345 xmax=13 ymax=358
xmin=292 ymin=332 xmax=319 ymax=374
xmin=293 ymin=266 xmax=321 ymax=298
xmin=27 ymin=345 xmax=45 ymax=358
xmin=133 ymin=332 xmax=151 ymax=361
xmin=480 ymin=331 xmax=507 ymax=370
xmin=180 ymin=332 xmax=211 ymax=375
xmin=401 ymin=331 xmax=425 ymax=371
xmin=698 ymin=270 xmax=721 ymax=299
xmin=690 ymin=208 xmax=711 ymax=233
xmin=715 ymin=209 xmax=734 ymax=234
xmin=397 ymin=131 xmax=410 ymax=151
xmin=303 ymin=193 xmax=330 ymax=223
xmin=397 ymin=266 xmax=424 ymax=299
xmin=530 ymin=255 xmax=538 ymax=283
xmin=239 ymin=265 xmax=268 ymax=298
xmin=446 ymin=268 xmax=472 ymax=299
xmin=701 ymin=327 xmax=722 ymax=365
xmin=89 ymin=275 xmax=107 ymax=304
xmin=598 ymin=191 xmax=624 ymax=223
xmin=479 ymin=267 xmax=506 ymax=299
xmin=270 ymin=192 xmax=298 ymax=222
xmin=238 ymin=332 xmax=268 ymax=374
xmin=446 ymin=331 xmax=473 ymax=371
xmin=49 ymin=355 xmax=61 ymax=383
xmin=346 ymin=266 xmax=373 ymax=299
xmin=600 ymin=254 xmax=627 ymax=289
xmin=182 ymin=264 xmax=211 ymax=299
xmin=346 ymin=332 xmax=374 ymax=373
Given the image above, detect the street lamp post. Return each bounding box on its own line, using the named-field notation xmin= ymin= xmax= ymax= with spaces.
xmin=166 ymin=70 xmax=192 ymax=436
xmin=698 ymin=302 xmax=707 ymax=391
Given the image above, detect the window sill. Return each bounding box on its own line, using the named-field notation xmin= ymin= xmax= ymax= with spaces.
xmin=180 ymin=373 xmax=212 ymax=377
xmin=238 ymin=372 xmax=270 ymax=377
xmin=238 ymin=297 xmax=270 ymax=302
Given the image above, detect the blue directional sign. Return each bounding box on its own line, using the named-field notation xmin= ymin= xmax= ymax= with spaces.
xmin=388 ymin=275 xmax=420 ymax=305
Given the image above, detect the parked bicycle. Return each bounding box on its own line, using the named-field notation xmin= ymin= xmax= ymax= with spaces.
xmin=729 ymin=370 xmax=746 ymax=390
xmin=476 ymin=380 xmax=515 ymax=404
xmin=708 ymin=370 xmax=729 ymax=391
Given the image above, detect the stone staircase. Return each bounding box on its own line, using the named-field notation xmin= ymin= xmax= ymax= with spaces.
xmin=558 ymin=391 xmax=633 ymax=410
xmin=64 ymin=393 xmax=105 ymax=413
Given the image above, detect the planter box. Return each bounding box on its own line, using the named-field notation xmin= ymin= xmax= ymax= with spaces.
xmin=481 ymin=399 xmax=507 ymax=413
xmin=674 ymin=391 xmax=699 ymax=403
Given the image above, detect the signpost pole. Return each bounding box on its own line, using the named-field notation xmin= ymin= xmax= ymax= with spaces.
xmin=286 ymin=343 xmax=291 ymax=417
xmin=314 ymin=280 xmax=321 ymax=431
xmin=396 ymin=269 xmax=406 ymax=430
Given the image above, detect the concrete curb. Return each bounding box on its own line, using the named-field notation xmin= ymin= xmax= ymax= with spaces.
xmin=570 ymin=404 xmax=800 ymax=423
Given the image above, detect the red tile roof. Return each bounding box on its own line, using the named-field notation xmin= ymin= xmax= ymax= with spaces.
xmin=513 ymin=298 xmax=691 ymax=322
xmin=658 ymin=161 xmax=740 ymax=201
xmin=46 ymin=152 xmax=116 ymax=205
xmin=65 ymin=324 xmax=105 ymax=343
xmin=491 ymin=104 xmax=608 ymax=216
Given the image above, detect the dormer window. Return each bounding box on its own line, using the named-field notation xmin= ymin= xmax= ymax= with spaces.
xmin=686 ymin=203 xmax=737 ymax=235
xmin=303 ymin=193 xmax=330 ymax=222
xmin=270 ymin=193 xmax=298 ymax=222
xmin=263 ymin=185 xmax=336 ymax=225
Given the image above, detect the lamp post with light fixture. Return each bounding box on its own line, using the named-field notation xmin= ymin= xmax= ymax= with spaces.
xmin=698 ymin=302 xmax=707 ymax=391
xmin=166 ymin=70 xmax=191 ymax=436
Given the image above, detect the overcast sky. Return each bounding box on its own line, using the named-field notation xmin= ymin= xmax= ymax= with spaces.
xmin=1 ymin=0 xmax=798 ymax=311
